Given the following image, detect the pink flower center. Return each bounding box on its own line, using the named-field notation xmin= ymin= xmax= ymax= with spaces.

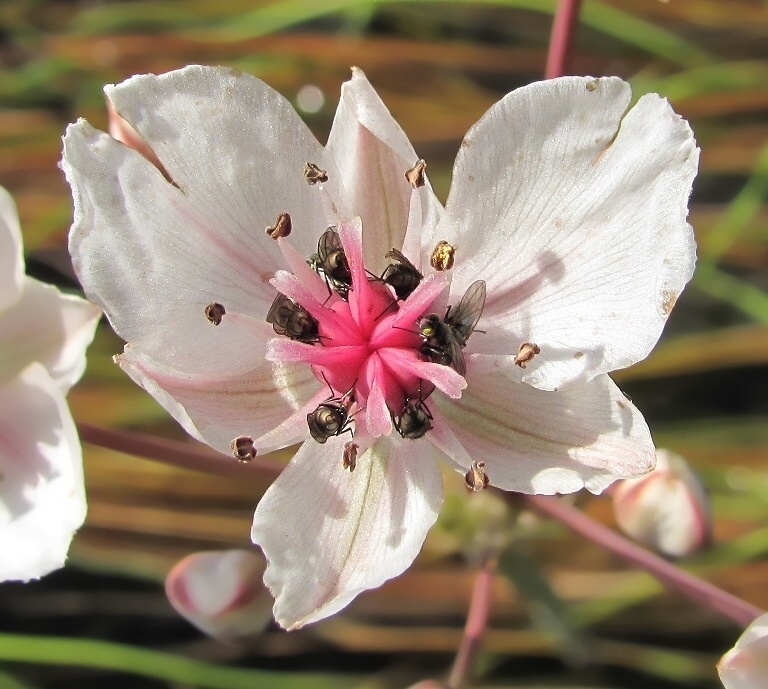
xmin=266 ymin=218 xmax=466 ymax=440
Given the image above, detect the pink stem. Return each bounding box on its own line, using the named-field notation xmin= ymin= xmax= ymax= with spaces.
xmin=524 ymin=495 xmax=764 ymax=628
xmin=77 ymin=422 xmax=282 ymax=479
xmin=447 ymin=559 xmax=495 ymax=689
xmin=545 ymin=0 xmax=584 ymax=79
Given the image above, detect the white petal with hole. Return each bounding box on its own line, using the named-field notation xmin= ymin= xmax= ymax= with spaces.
xmin=432 ymin=76 xmax=698 ymax=390
xmin=436 ymin=368 xmax=655 ymax=495
xmin=0 ymin=363 xmax=86 ymax=581
xmin=251 ymin=435 xmax=444 ymax=629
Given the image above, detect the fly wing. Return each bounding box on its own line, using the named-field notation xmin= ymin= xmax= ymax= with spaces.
xmin=446 ymin=336 xmax=467 ymax=376
xmin=266 ymin=293 xmax=290 ymax=324
xmin=385 ymin=248 xmax=421 ymax=275
xmin=447 ymin=280 xmax=486 ymax=345
xmin=317 ymin=227 xmax=342 ymax=262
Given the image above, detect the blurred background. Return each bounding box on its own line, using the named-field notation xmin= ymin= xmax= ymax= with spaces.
xmin=1 ymin=0 xmax=768 ymax=687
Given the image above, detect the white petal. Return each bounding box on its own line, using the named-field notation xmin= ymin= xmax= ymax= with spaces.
xmin=0 ymin=362 xmax=86 ymax=581
xmin=251 ymin=434 xmax=443 ymax=629
xmin=327 ymin=68 xmax=437 ymax=271
xmin=119 ymin=344 xmax=318 ymax=455
xmin=435 ymin=76 xmax=698 ymax=390
xmin=436 ymin=369 xmax=655 ymax=495
xmin=0 ymin=185 xmax=23 ymax=312
xmin=0 ymin=277 xmax=100 ymax=392
xmin=63 ymin=67 xmax=341 ymax=371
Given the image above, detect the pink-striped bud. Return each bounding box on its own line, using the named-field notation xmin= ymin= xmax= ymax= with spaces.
xmin=165 ymin=549 xmax=271 ymax=639
xmin=718 ymin=612 xmax=768 ymax=688
xmin=612 ymin=449 xmax=711 ymax=558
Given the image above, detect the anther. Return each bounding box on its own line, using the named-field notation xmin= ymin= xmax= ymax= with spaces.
xmin=464 ymin=460 xmax=490 ymax=492
xmin=343 ymin=442 xmax=358 ymax=472
xmin=204 ymin=302 xmax=226 ymax=326
xmin=405 ymin=159 xmax=427 ymax=189
xmin=265 ymin=212 xmax=292 ymax=239
xmin=430 ymin=240 xmax=456 ymax=271
xmin=514 ymin=342 xmax=541 ymax=368
xmin=304 ymin=162 xmax=328 ymax=184
xmin=230 ymin=436 xmax=256 ymax=463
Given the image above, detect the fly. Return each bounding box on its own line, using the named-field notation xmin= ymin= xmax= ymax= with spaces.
xmin=393 ymin=394 xmax=433 ymax=440
xmin=419 ymin=280 xmax=486 ymax=376
xmin=381 ymin=248 xmax=423 ymax=301
xmin=314 ymin=227 xmax=352 ymax=299
xmin=266 ymin=293 xmax=319 ymax=343
xmin=307 ymin=388 xmax=356 ymax=444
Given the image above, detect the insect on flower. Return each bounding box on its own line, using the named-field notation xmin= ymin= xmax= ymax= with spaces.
xmin=313 ymin=227 xmax=352 ymax=299
xmin=266 ymin=293 xmax=319 ymax=343
xmin=419 ymin=280 xmax=486 ymax=376
xmin=393 ymin=391 xmax=434 ymax=440
xmin=381 ymin=248 xmax=423 ymax=301
xmin=306 ymin=387 xmax=356 ymax=444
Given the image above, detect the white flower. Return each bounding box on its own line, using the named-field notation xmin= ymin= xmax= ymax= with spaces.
xmin=612 ymin=448 xmax=711 ymax=557
xmin=0 ymin=185 xmax=100 ymax=581
xmin=62 ymin=66 xmax=698 ymax=628
xmin=718 ymin=612 xmax=768 ymax=689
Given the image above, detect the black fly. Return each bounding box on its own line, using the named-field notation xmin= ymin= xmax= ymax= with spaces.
xmin=381 ymin=249 xmax=423 ymax=301
xmin=313 ymin=228 xmax=352 ymax=299
xmin=419 ymin=280 xmax=486 ymax=376
xmin=307 ymin=388 xmax=356 ymax=444
xmin=266 ymin=293 xmax=319 ymax=343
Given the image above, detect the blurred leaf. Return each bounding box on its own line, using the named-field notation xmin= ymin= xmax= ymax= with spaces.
xmin=498 ymin=547 xmax=589 ymax=665
xmin=0 ymin=634 xmax=361 ymax=689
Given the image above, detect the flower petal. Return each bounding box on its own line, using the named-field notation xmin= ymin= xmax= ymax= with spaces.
xmin=119 ymin=343 xmax=318 ymax=455
xmin=434 ymin=76 xmax=698 ymax=389
xmin=718 ymin=613 xmax=768 ymax=689
xmin=435 ymin=368 xmax=655 ymax=495
xmin=63 ymin=67 xmax=342 ymax=371
xmin=328 ymin=68 xmax=436 ymax=271
xmin=0 ymin=362 xmax=86 ymax=581
xmin=251 ymin=434 xmax=443 ymax=629
xmin=0 ymin=277 xmax=100 ymax=392
xmin=0 ymin=185 xmax=23 ymax=311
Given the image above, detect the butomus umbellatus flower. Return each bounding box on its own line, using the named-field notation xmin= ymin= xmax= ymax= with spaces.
xmin=63 ymin=66 xmax=698 ymax=628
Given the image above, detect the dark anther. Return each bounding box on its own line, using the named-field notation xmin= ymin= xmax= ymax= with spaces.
xmin=265 ymin=212 xmax=292 ymax=239
xmin=464 ymin=460 xmax=490 ymax=492
xmin=231 ymin=436 xmax=256 ymax=463
xmin=304 ymin=162 xmax=328 ymax=184
xmin=343 ymin=442 xmax=358 ymax=472
xmin=514 ymin=342 xmax=541 ymax=368
xmin=430 ymin=240 xmax=456 ymax=271
xmin=204 ymin=302 xmax=226 ymax=326
xmin=405 ymin=159 xmax=427 ymax=188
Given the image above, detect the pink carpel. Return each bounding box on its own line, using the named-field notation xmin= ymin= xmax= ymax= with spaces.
xmin=267 ymin=216 xmax=456 ymax=439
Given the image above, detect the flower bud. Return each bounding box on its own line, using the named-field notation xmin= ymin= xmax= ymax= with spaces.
xmin=718 ymin=612 xmax=768 ymax=688
xmin=165 ymin=549 xmax=271 ymax=639
xmin=612 ymin=449 xmax=711 ymax=558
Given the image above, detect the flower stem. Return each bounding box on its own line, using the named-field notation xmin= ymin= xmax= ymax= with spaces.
xmin=524 ymin=494 xmax=764 ymax=628
xmin=77 ymin=422 xmax=281 ymax=478
xmin=447 ymin=558 xmax=495 ymax=689
xmin=545 ymin=0 xmax=584 ymax=79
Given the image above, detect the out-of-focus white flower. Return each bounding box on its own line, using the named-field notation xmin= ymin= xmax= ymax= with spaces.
xmin=0 ymin=185 xmax=100 ymax=581
xmin=63 ymin=66 xmax=697 ymax=628
xmin=718 ymin=612 xmax=768 ymax=689
xmin=165 ymin=549 xmax=272 ymax=639
xmin=612 ymin=448 xmax=711 ymax=557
